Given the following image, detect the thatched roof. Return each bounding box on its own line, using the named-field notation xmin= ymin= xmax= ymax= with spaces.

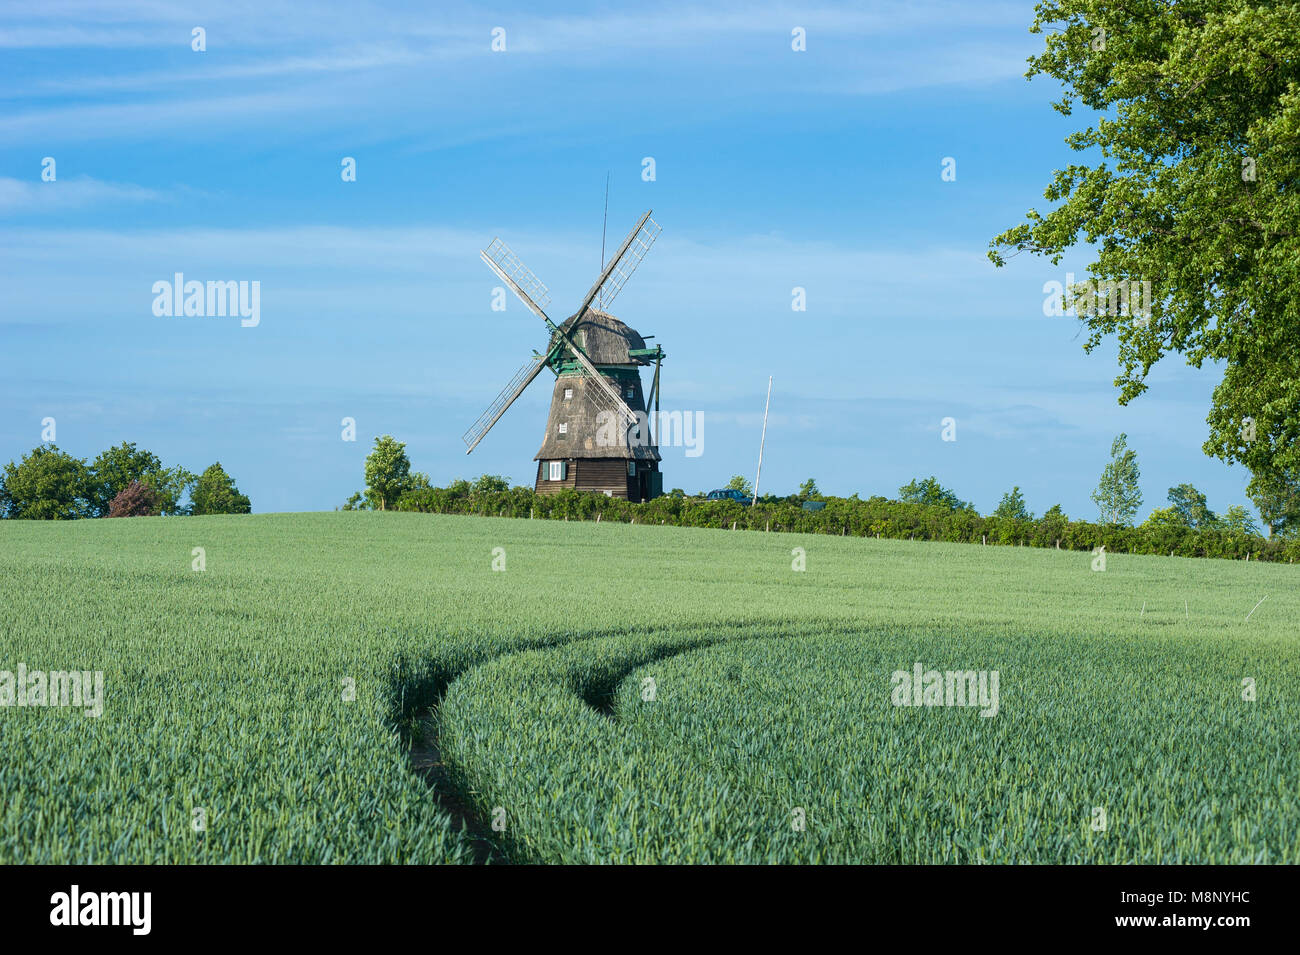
xmin=550 ymin=308 xmax=645 ymax=365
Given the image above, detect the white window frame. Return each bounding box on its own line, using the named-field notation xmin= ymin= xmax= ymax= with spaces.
xmin=548 ymin=461 xmax=564 ymax=481
xmin=558 ymin=422 xmax=567 ymax=435
xmin=563 ymin=388 xmax=573 ymax=400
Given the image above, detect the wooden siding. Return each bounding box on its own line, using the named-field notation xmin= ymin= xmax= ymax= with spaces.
xmin=534 ymin=458 xmax=660 ymax=502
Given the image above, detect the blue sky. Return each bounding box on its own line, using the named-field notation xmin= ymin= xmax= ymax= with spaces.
xmin=0 ymin=0 xmax=1256 ymax=519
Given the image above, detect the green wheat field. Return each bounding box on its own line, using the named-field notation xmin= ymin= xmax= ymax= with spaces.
xmin=1 ymin=511 xmax=1296 ymax=863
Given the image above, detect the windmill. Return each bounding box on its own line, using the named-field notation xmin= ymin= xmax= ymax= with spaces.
xmin=463 ymin=210 xmax=666 ymax=502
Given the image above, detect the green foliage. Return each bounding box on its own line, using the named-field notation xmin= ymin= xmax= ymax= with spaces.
xmin=3 ymin=512 xmax=1296 ymax=863
xmin=471 ymin=474 xmax=510 ymax=494
xmin=88 ymin=442 xmax=193 ymax=517
xmin=1219 ymin=504 xmax=1260 ymax=536
xmin=363 ymin=435 xmax=412 ymax=511
xmin=991 ymin=0 xmax=1300 ymax=486
xmin=1167 ymin=483 xmax=1214 ymax=529
xmin=1248 ymin=468 xmax=1300 ymax=538
xmin=0 ymin=445 xmax=92 ymax=520
xmin=725 ymin=475 xmax=753 ymax=498
xmin=994 ymin=486 xmax=1032 ymax=521
xmin=1091 ymin=433 xmax=1142 ymax=526
xmin=396 ymin=482 xmax=1292 ymax=562
xmin=1142 ymin=506 xmax=1186 ymax=530
xmin=798 ymin=478 xmax=821 ymax=501
xmin=898 ymin=476 xmax=972 ymax=512
xmin=190 ymin=463 xmax=251 ymax=516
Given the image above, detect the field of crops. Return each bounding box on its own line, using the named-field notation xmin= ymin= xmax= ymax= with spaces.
xmin=1 ymin=511 xmax=1296 ymax=863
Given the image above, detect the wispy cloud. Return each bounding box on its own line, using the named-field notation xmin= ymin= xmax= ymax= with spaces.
xmin=0 ymin=176 xmax=162 ymax=212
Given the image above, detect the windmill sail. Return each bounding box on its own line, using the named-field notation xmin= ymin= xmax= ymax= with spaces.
xmin=594 ymin=214 xmax=660 ymax=312
xmin=572 ymin=210 xmax=661 ymax=321
xmin=462 ymin=354 xmax=547 ymax=453
xmin=480 ymin=238 xmax=551 ymax=316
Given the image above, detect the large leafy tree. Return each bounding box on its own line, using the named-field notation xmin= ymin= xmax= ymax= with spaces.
xmin=190 ymin=462 xmax=252 ymax=515
xmin=363 ymin=435 xmax=413 ymax=511
xmin=0 ymin=445 xmax=93 ymax=519
xmin=1091 ymin=433 xmax=1143 ymax=525
xmin=89 ymin=442 xmax=193 ymax=516
xmin=991 ymin=1 xmax=1300 ymax=495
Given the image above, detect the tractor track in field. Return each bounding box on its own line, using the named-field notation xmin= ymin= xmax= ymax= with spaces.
xmin=402 ymin=622 xmax=806 ymax=862
xmin=408 ymin=712 xmax=509 ymax=865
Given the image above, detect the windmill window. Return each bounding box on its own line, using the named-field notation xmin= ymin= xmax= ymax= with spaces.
xmin=558 ymin=423 xmax=567 ymax=435
xmin=625 ymin=386 xmax=634 ymax=398
xmin=564 ymin=388 xmax=573 ymax=400
xmin=627 ymin=461 xmax=636 ymax=477
xmin=548 ymin=461 xmax=566 ymax=481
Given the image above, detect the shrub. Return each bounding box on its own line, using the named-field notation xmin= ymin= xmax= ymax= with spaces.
xmin=107 ymin=480 xmax=162 ymax=518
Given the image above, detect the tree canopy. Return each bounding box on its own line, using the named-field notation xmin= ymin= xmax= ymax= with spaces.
xmin=89 ymin=442 xmax=193 ymax=516
xmin=898 ymin=476 xmax=973 ymax=512
xmin=725 ymin=475 xmax=754 ymax=498
xmin=992 ymin=0 xmax=1300 ymax=501
xmin=994 ymin=486 xmax=1033 ymax=521
xmin=191 ymin=462 xmax=252 ymax=515
xmin=363 ymin=436 xmax=413 ymax=511
xmin=0 ymin=445 xmax=92 ymax=520
xmin=1091 ymin=433 xmax=1142 ymax=525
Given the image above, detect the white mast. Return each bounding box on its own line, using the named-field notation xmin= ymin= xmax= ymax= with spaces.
xmin=752 ymin=376 xmax=772 ymax=505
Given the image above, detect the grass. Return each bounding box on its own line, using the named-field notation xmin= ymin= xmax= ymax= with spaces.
xmin=0 ymin=511 xmax=1296 ymax=863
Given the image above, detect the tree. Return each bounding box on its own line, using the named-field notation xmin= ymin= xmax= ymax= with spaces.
xmin=797 ymin=478 xmax=821 ymax=501
xmin=1091 ymin=433 xmax=1142 ymax=526
xmin=364 ymin=435 xmax=412 ymax=511
xmin=107 ymin=480 xmax=162 ymax=517
xmin=1219 ymin=504 xmax=1260 ymax=536
xmin=898 ymin=476 xmax=973 ymax=512
xmin=89 ymin=442 xmax=193 ymax=516
xmin=1141 ymin=506 xmax=1186 ymax=530
xmin=991 ymin=1 xmax=1300 ymax=486
xmin=0 ymin=445 xmax=92 ymax=519
xmin=471 ymin=474 xmax=509 ymax=494
xmin=190 ymin=463 xmax=251 ymax=515
xmin=994 ymin=486 xmax=1032 ymax=521
xmin=726 ymin=475 xmax=753 ymax=498
xmin=1167 ymin=484 xmax=1215 ymax=529
xmin=1247 ymin=469 xmax=1300 ymax=538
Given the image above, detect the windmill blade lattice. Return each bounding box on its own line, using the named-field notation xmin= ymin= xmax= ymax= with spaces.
xmin=481 ymin=237 xmax=551 ymax=310
xmin=462 ymin=354 xmax=547 ymax=453
xmin=596 ymin=215 xmax=660 ymax=311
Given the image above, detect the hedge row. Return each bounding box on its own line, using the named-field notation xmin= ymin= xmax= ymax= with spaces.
xmin=394 ymin=487 xmax=1300 ymax=563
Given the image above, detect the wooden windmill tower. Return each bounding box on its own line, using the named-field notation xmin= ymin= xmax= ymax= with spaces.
xmin=463 ymin=210 xmax=666 ymax=502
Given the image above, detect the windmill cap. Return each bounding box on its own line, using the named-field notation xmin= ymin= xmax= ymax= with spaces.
xmin=554 ymin=308 xmax=647 ymax=365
